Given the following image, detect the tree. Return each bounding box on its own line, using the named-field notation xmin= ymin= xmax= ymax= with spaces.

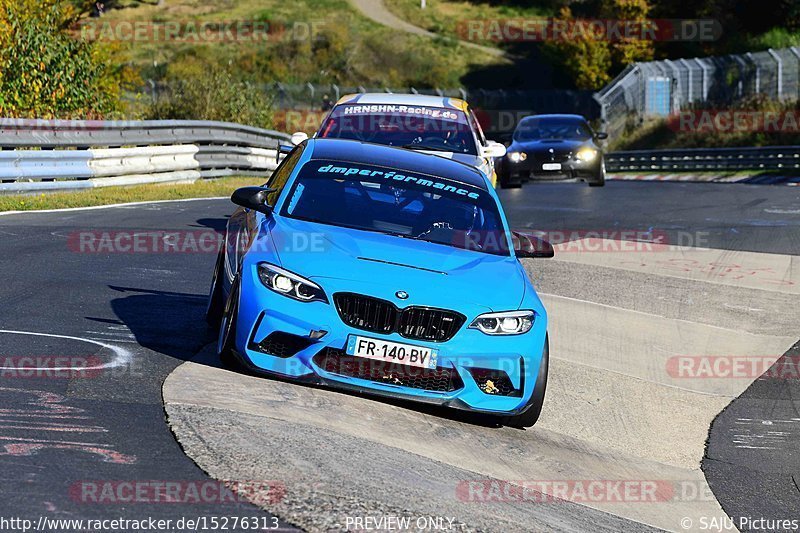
xmin=0 ymin=0 xmax=132 ymax=118
xmin=544 ymin=0 xmax=654 ymax=89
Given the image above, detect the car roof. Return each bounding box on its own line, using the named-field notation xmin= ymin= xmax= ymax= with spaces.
xmin=304 ymin=138 xmax=488 ymax=190
xmin=522 ymin=114 xmax=587 ymax=121
xmin=335 ymin=93 xmax=469 ymax=112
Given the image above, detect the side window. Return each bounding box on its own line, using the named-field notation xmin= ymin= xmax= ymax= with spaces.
xmin=267 ymin=144 xmax=304 ymax=206
xmin=469 ymin=110 xmax=487 ymax=146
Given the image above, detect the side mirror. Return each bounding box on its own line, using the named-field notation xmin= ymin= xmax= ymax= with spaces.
xmin=290 ymin=132 xmax=309 ymax=146
xmin=482 ymin=140 xmax=507 ymax=158
xmin=231 ymin=187 xmax=276 ymax=215
xmin=276 ymin=144 xmax=293 ymax=164
xmin=511 ymin=231 xmax=554 ymax=259
xmin=595 ymin=132 xmax=609 ymax=140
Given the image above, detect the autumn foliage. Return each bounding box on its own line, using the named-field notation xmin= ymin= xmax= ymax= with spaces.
xmin=0 ymin=0 xmax=133 ymax=118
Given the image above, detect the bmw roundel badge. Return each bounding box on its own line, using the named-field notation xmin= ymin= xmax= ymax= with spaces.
xmin=395 ymin=291 xmax=409 ymax=300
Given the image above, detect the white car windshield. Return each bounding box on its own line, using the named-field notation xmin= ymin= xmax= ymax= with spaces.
xmin=318 ymin=104 xmax=479 ymax=155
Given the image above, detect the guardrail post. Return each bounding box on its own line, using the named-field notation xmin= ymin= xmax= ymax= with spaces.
xmin=746 ymin=52 xmax=760 ymax=94
xmin=694 ymin=58 xmax=709 ymax=100
xmin=679 ymin=59 xmax=693 ymax=102
xmin=733 ymin=55 xmax=747 ymax=98
xmin=767 ymin=48 xmax=783 ymax=99
xmin=790 ymin=47 xmax=800 ymax=100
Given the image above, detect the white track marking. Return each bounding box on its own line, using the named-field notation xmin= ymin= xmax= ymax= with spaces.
xmin=541 ymin=292 xmax=796 ymax=397
xmin=0 ymin=197 xmax=227 ymax=217
xmin=0 ymin=330 xmax=133 ymax=371
xmin=550 ymin=238 xmax=800 ymax=293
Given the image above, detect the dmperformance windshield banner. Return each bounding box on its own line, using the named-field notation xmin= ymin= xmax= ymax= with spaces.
xmin=308 ymin=160 xmax=483 ymax=201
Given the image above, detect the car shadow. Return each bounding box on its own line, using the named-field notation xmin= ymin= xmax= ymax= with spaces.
xmin=102 ymin=285 xmax=214 ymax=362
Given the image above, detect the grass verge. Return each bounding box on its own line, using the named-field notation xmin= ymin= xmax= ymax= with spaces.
xmin=101 ymin=0 xmax=506 ymax=91
xmin=0 ymin=177 xmax=265 ymax=212
xmin=383 ymin=0 xmax=552 ymax=48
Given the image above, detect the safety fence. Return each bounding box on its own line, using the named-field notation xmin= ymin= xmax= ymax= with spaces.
xmin=595 ymin=46 xmax=800 ymax=139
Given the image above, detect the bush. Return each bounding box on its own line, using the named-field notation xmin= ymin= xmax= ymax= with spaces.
xmin=146 ymin=63 xmax=274 ymax=128
xmin=0 ymin=0 xmax=131 ymax=118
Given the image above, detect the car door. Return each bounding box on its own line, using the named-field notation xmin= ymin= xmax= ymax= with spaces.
xmin=223 ymin=144 xmax=305 ymax=287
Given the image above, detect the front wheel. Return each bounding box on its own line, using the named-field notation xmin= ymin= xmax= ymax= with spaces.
xmin=589 ymin=158 xmax=606 ymax=187
xmin=217 ymin=274 xmax=241 ymax=368
xmin=206 ymin=249 xmax=225 ymax=328
xmin=500 ymin=335 xmax=549 ymax=428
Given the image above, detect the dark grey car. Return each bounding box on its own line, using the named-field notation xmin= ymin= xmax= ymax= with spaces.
xmin=498 ymin=114 xmax=608 ymax=188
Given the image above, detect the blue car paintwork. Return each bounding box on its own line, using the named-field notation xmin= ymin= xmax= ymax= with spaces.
xmin=220 ymin=139 xmax=548 ymax=415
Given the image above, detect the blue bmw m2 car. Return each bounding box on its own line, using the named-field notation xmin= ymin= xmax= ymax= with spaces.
xmin=207 ymin=139 xmax=553 ymax=427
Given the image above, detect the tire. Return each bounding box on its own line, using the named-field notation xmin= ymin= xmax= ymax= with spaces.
xmin=217 ymin=274 xmax=241 ymax=369
xmin=206 ymin=249 xmax=225 ymax=328
xmin=498 ymin=166 xmax=523 ymax=189
xmin=502 ymin=175 xmax=523 ymax=189
xmin=589 ymin=158 xmax=606 ymax=187
xmin=500 ymin=335 xmax=549 ymax=428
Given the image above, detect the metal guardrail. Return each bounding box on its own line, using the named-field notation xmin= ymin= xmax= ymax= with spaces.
xmin=0 ymin=119 xmax=291 ymax=194
xmin=2 ymin=118 xmax=797 ymax=193
xmin=607 ymin=146 xmax=800 ymax=173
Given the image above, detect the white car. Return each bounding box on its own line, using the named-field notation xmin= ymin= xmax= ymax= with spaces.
xmin=290 ymin=93 xmax=506 ymax=187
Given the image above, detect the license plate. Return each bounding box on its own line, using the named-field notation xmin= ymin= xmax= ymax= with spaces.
xmin=542 ymin=163 xmax=561 ymax=171
xmin=346 ymin=335 xmax=438 ymax=370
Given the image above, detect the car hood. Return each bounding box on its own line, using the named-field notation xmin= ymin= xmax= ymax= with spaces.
xmin=510 ymin=139 xmax=591 ymax=152
xmin=264 ymin=217 xmax=527 ymax=312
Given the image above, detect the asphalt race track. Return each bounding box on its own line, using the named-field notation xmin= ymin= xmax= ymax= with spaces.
xmin=1 ymin=181 xmax=799 ymax=532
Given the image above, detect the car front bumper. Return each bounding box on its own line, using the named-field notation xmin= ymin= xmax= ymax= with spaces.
xmin=505 ymin=157 xmax=601 ymax=181
xmin=232 ymin=267 xmax=548 ymax=416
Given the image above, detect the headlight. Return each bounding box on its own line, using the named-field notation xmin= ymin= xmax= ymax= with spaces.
xmin=257 ymin=263 xmax=327 ymax=303
xmin=576 ymin=148 xmax=598 ymax=162
xmin=469 ymin=310 xmax=535 ymax=335
xmin=507 ymin=151 xmax=527 ymax=163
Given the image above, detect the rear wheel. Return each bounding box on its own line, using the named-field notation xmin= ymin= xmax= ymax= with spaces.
xmin=500 ymin=335 xmax=549 ymax=428
xmin=217 ymin=274 xmax=241 ymax=369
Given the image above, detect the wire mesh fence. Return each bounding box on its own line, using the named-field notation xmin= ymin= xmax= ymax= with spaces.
xmin=595 ymin=46 xmax=800 ymax=139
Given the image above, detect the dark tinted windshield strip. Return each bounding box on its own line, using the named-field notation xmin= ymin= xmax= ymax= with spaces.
xmin=310 ymin=157 xmax=488 ymax=192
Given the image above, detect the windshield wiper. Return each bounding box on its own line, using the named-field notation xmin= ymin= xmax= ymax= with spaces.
xmin=401 ymin=143 xmax=451 ymax=152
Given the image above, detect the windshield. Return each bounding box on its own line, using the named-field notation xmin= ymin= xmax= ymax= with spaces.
xmin=280 ymin=159 xmax=510 ymax=255
xmin=317 ymin=104 xmax=478 ymax=155
xmin=514 ymin=117 xmax=593 ymax=141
